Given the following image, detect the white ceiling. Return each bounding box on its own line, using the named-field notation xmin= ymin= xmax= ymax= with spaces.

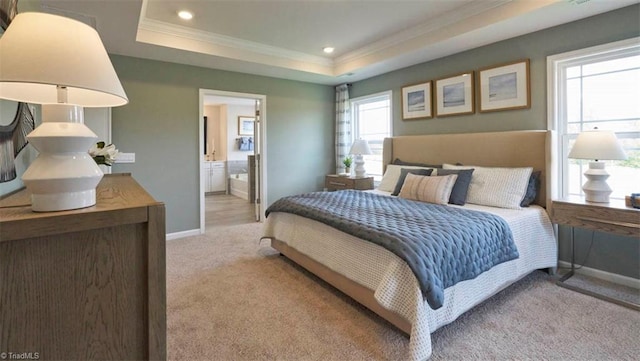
xmin=31 ymin=0 xmax=639 ymax=85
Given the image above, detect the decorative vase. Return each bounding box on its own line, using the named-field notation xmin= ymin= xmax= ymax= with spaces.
xmin=345 ymin=167 xmax=351 ymax=174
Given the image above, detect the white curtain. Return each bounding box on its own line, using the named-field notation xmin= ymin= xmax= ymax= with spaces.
xmin=335 ymin=84 xmax=352 ymax=174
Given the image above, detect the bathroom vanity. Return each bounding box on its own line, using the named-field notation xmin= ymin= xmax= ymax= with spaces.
xmin=204 ymin=160 xmax=226 ymax=193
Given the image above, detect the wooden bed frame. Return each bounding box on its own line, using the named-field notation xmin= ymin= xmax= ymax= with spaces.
xmin=271 ymin=130 xmax=556 ymax=335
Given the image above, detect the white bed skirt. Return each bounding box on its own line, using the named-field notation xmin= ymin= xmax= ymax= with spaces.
xmin=263 ymin=204 xmax=557 ymax=360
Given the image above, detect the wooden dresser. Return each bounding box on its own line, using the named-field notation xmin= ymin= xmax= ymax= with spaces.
xmin=0 ymin=174 xmax=166 ymax=360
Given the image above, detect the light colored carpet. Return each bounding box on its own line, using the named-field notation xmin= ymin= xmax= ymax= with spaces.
xmin=560 ymin=271 xmax=640 ymax=306
xmin=167 ymin=223 xmax=640 ymax=360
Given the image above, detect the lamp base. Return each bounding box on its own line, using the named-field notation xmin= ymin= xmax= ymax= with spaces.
xmin=22 ymin=141 xmax=103 ymax=212
xmin=21 ymin=104 xmax=103 ymax=212
xmin=582 ymin=161 xmax=612 ymax=203
xmin=30 ymin=189 xmax=97 ymax=212
xmin=353 ymin=154 xmax=367 ymax=178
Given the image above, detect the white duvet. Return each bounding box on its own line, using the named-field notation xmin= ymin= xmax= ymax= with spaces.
xmin=262 ymin=192 xmax=557 ymax=360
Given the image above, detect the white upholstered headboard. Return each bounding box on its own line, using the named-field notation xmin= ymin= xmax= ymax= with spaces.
xmin=382 ymin=130 xmax=556 ymax=208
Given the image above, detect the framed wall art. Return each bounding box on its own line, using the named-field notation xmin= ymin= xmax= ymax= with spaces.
xmin=478 ymin=59 xmax=530 ymax=112
xmin=402 ymin=81 xmax=432 ymax=119
xmin=238 ymin=116 xmax=255 ymax=136
xmin=435 ymin=71 xmax=474 ymax=117
xmin=0 ymin=0 xmax=18 ymax=32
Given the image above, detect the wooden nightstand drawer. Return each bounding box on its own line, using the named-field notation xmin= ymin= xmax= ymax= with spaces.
xmin=325 ymin=175 xmax=374 ymax=191
xmin=551 ymin=198 xmax=640 ymax=238
xmin=551 ymin=196 xmax=640 ymax=310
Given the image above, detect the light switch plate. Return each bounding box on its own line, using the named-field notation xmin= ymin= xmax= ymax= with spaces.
xmin=116 ymin=152 xmax=135 ymax=163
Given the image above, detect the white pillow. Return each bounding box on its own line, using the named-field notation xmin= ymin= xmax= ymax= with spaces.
xmin=442 ymin=163 xmax=532 ymax=209
xmin=378 ymin=164 xmax=434 ymax=192
xmin=398 ymin=173 xmax=458 ymax=205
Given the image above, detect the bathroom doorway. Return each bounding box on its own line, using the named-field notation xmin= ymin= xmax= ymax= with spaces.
xmin=198 ymin=89 xmax=267 ymax=232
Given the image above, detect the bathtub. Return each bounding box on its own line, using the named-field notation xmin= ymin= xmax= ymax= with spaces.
xmin=229 ymin=173 xmax=249 ymax=201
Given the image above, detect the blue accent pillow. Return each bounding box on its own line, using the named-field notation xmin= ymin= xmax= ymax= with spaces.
xmin=435 ymin=168 xmax=474 ymax=205
xmin=392 ymin=168 xmax=434 ymax=196
xmin=520 ymin=171 xmax=541 ymax=207
xmin=393 ymin=158 xmax=441 ymax=168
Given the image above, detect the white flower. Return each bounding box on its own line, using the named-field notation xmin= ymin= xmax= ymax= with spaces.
xmin=89 ymin=141 xmax=119 ymax=166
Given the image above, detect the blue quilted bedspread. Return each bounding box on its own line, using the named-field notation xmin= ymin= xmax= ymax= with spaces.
xmin=265 ymin=190 xmax=519 ymax=310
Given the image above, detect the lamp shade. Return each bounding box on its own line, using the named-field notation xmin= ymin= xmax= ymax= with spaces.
xmin=0 ymin=12 xmax=128 ymax=212
xmin=568 ymin=129 xmax=627 ymax=161
xmin=349 ymin=139 xmax=372 ymax=155
xmin=0 ymin=12 xmax=128 ymax=107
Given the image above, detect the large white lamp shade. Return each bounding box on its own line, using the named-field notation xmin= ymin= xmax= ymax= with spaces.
xmin=349 ymin=139 xmax=373 ymax=178
xmin=0 ymin=12 xmax=128 ymax=212
xmin=568 ymin=129 xmax=627 ymax=203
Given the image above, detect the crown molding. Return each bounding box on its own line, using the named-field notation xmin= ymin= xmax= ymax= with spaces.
xmin=136 ymin=0 xmax=333 ymax=75
xmin=137 ymin=17 xmax=334 ymax=66
xmin=137 ymin=0 xmax=511 ymax=78
xmin=334 ymin=0 xmax=511 ymax=67
xmin=135 ymin=0 xmax=514 ymax=78
xmin=131 ymin=0 xmax=635 ymax=83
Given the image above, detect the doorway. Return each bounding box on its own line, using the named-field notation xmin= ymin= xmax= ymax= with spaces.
xmin=198 ymin=89 xmax=267 ymax=233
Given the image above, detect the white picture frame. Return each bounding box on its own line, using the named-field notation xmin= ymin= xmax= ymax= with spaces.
xmin=402 ymin=81 xmax=433 ymax=120
xmin=435 ymin=71 xmax=475 ymax=117
xmin=478 ymin=59 xmax=530 ymax=112
xmin=238 ymin=116 xmax=255 ymax=136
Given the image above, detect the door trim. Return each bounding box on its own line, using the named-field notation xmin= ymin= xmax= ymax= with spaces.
xmin=198 ymin=89 xmax=267 ymax=233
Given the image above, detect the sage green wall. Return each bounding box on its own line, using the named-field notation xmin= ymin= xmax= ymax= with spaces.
xmin=109 ymin=56 xmax=334 ymax=233
xmin=350 ymin=5 xmax=640 ymax=279
xmin=351 ymin=5 xmax=640 ymax=135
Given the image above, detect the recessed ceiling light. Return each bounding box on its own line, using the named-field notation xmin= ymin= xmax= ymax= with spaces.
xmin=178 ymin=10 xmax=193 ymax=20
xmin=323 ymin=47 xmax=335 ymax=54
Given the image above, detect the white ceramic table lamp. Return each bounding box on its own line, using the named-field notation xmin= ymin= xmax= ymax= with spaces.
xmin=0 ymin=12 xmax=128 ymax=212
xmin=349 ymin=139 xmax=373 ymax=178
xmin=568 ymin=128 xmax=627 ymax=203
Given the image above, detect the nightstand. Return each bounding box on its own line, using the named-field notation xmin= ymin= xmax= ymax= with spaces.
xmin=325 ymin=175 xmax=374 ymax=191
xmin=550 ymin=196 xmax=640 ymax=310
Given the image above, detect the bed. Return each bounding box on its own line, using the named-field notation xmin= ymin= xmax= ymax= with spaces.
xmin=262 ymin=130 xmax=558 ymax=360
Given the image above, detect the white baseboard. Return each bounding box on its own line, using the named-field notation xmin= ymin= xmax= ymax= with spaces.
xmin=558 ymin=261 xmax=640 ymax=290
xmin=166 ymin=228 xmax=202 ymax=241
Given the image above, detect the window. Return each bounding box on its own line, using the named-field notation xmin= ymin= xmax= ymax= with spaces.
xmin=548 ymin=38 xmax=640 ymax=200
xmin=351 ymin=91 xmax=392 ymax=181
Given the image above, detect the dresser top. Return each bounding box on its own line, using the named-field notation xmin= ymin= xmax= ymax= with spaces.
xmin=0 ymin=174 xmax=162 ymax=241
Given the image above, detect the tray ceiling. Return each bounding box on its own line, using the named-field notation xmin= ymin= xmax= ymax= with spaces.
xmin=32 ymin=0 xmax=639 ymax=85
